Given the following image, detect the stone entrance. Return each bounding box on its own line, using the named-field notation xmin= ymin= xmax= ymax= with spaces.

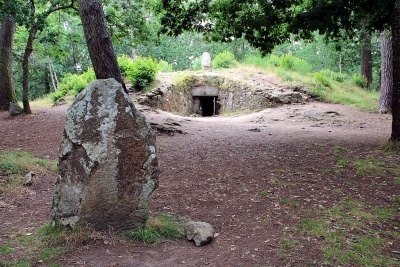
xmin=137 ymin=74 xmax=307 ymax=116
xmin=192 ymin=86 xmax=220 ymax=116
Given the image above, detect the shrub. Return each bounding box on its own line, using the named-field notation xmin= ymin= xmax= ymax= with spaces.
xmin=352 ymin=73 xmax=367 ymax=88
xmin=191 ymin=57 xmax=202 ymax=71
xmin=49 ymin=68 xmax=96 ymax=103
xmin=241 ymin=53 xmax=269 ymax=68
xmin=158 ymin=60 xmax=174 ymax=72
xmin=307 ymin=84 xmax=324 ymax=100
xmin=71 ymin=75 xmax=89 ymax=95
xmin=279 ymin=54 xmax=296 ymax=70
xmin=125 ymin=57 xmax=158 ymax=88
xmin=319 ymin=69 xmax=347 ymax=82
xmin=80 ymin=68 xmax=96 ymax=85
xmin=314 ymin=72 xmax=332 ymax=88
xmin=277 ymin=69 xmax=293 ymax=81
xmin=279 ymin=54 xmax=311 ymax=74
xmin=49 ymin=89 xmax=67 ymax=102
xmin=117 ymin=55 xmax=134 ymax=77
xmin=266 ymin=54 xmax=281 ymax=67
xmin=211 ymin=51 xmax=238 ymax=69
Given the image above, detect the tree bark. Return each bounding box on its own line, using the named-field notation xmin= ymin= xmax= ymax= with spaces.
xmin=361 ymin=33 xmax=372 ymax=88
xmin=129 ymin=31 xmax=137 ymax=60
xmin=48 ymin=57 xmax=57 ymax=91
xmin=391 ymin=0 xmax=400 ymax=141
xmin=378 ymin=31 xmax=393 ymax=114
xmin=20 ymin=0 xmax=76 ymax=114
xmin=22 ymin=25 xmax=38 ymax=114
xmin=0 ymin=16 xmax=18 ymax=110
xmin=44 ymin=69 xmax=51 ymax=94
xmin=78 ymin=0 xmax=126 ymax=91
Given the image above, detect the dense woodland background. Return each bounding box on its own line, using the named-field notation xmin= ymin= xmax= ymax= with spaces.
xmin=0 ymin=0 xmax=384 ymax=102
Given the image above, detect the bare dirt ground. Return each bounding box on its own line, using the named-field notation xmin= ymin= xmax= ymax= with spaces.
xmin=1 ymin=88 xmax=399 ymax=266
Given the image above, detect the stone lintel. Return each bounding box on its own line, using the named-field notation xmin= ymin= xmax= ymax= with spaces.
xmin=192 ymin=86 xmax=219 ymax=97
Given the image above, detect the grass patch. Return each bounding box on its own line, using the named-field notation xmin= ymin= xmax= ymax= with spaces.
xmin=354 ymin=156 xmax=386 ymax=176
xmin=241 ymin=53 xmax=379 ymax=112
xmin=272 ymin=178 xmax=280 ymax=184
xmin=334 ymin=145 xmax=349 ymax=151
xmin=30 ymin=96 xmax=55 ymax=108
xmin=280 ymin=238 xmax=300 ymax=250
xmin=0 ymin=244 xmax=16 ymax=254
xmin=0 ymin=222 xmax=99 ymax=266
xmin=298 ymin=199 xmax=400 ymax=266
xmin=259 ymin=191 xmax=267 ymax=196
xmin=279 ymin=198 xmax=299 ymax=208
xmin=378 ymin=140 xmax=400 ymax=153
xmin=128 ymin=214 xmax=185 ymax=244
xmin=336 ymin=157 xmax=348 ymax=166
xmin=0 ymin=149 xmax=57 ymax=194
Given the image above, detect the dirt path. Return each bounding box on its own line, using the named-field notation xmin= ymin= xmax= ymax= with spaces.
xmin=0 ymin=98 xmax=397 ymax=266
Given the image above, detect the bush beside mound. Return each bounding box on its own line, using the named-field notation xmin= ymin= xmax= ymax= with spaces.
xmin=211 ymin=51 xmax=238 ymax=69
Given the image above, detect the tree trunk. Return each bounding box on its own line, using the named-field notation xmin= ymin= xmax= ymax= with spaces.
xmin=378 ymin=31 xmax=393 ymax=113
xmin=22 ymin=26 xmax=38 ymax=115
xmin=48 ymin=57 xmax=57 ymax=91
xmin=0 ymin=16 xmax=17 ymax=110
xmin=129 ymin=31 xmax=137 ymax=60
xmin=361 ymin=33 xmax=373 ymax=88
xmin=391 ymin=0 xmax=400 ymax=141
xmin=44 ymin=70 xmax=51 ymax=94
xmin=78 ymin=0 xmax=126 ymax=92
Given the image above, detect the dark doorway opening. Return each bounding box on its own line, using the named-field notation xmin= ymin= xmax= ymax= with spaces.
xmin=193 ymin=96 xmax=220 ymax=117
xmin=202 ymin=97 xmax=215 ymax=116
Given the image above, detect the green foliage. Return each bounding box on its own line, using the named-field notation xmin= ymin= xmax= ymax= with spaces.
xmin=352 ymin=73 xmax=367 ymax=88
xmin=279 ymin=54 xmax=296 ymax=70
xmin=191 ymin=57 xmax=202 ymax=71
xmin=0 ymin=149 xmax=55 ymax=193
xmin=0 ymin=245 xmax=15 ymax=254
xmin=279 ymin=198 xmax=299 ymax=208
xmin=0 ymin=150 xmax=40 ymax=175
xmin=158 ymin=60 xmax=174 ymax=72
xmin=0 ymin=222 xmax=98 ymax=266
xmin=279 ymin=54 xmax=311 ymax=74
xmin=319 ymin=69 xmax=348 ymax=82
xmin=242 ymin=53 xmax=281 ymax=69
xmin=266 ymin=54 xmax=281 ymax=67
xmin=117 ymin=54 xmax=134 ymax=77
xmin=298 ymin=199 xmax=400 ymax=266
xmin=242 ymin=52 xmax=379 ymax=112
xmin=354 ymin=157 xmax=385 ymax=177
xmin=128 ymin=214 xmax=185 ymax=244
xmin=313 ymin=72 xmax=332 ymax=88
xmin=135 ymin=33 xmax=251 ymax=71
xmin=48 ymin=89 xmax=67 ymax=102
xmin=244 ymin=53 xmax=311 ymax=74
xmin=258 ymin=191 xmax=267 ymax=196
xmin=211 ymin=51 xmax=238 ymax=69
xmin=48 ymin=68 xmax=95 ymax=102
xmin=125 ymin=57 xmax=158 ymax=88
xmin=242 ymin=54 xmax=269 ymax=68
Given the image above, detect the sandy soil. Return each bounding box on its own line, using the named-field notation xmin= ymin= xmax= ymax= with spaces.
xmin=0 ymin=85 xmax=398 ymax=267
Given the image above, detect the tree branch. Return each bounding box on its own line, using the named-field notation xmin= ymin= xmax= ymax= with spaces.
xmin=46 ymin=0 xmax=78 ymax=16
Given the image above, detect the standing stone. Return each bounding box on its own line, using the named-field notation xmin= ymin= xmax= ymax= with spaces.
xmin=201 ymin=52 xmax=211 ymax=70
xmin=50 ymin=79 xmax=159 ymax=231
